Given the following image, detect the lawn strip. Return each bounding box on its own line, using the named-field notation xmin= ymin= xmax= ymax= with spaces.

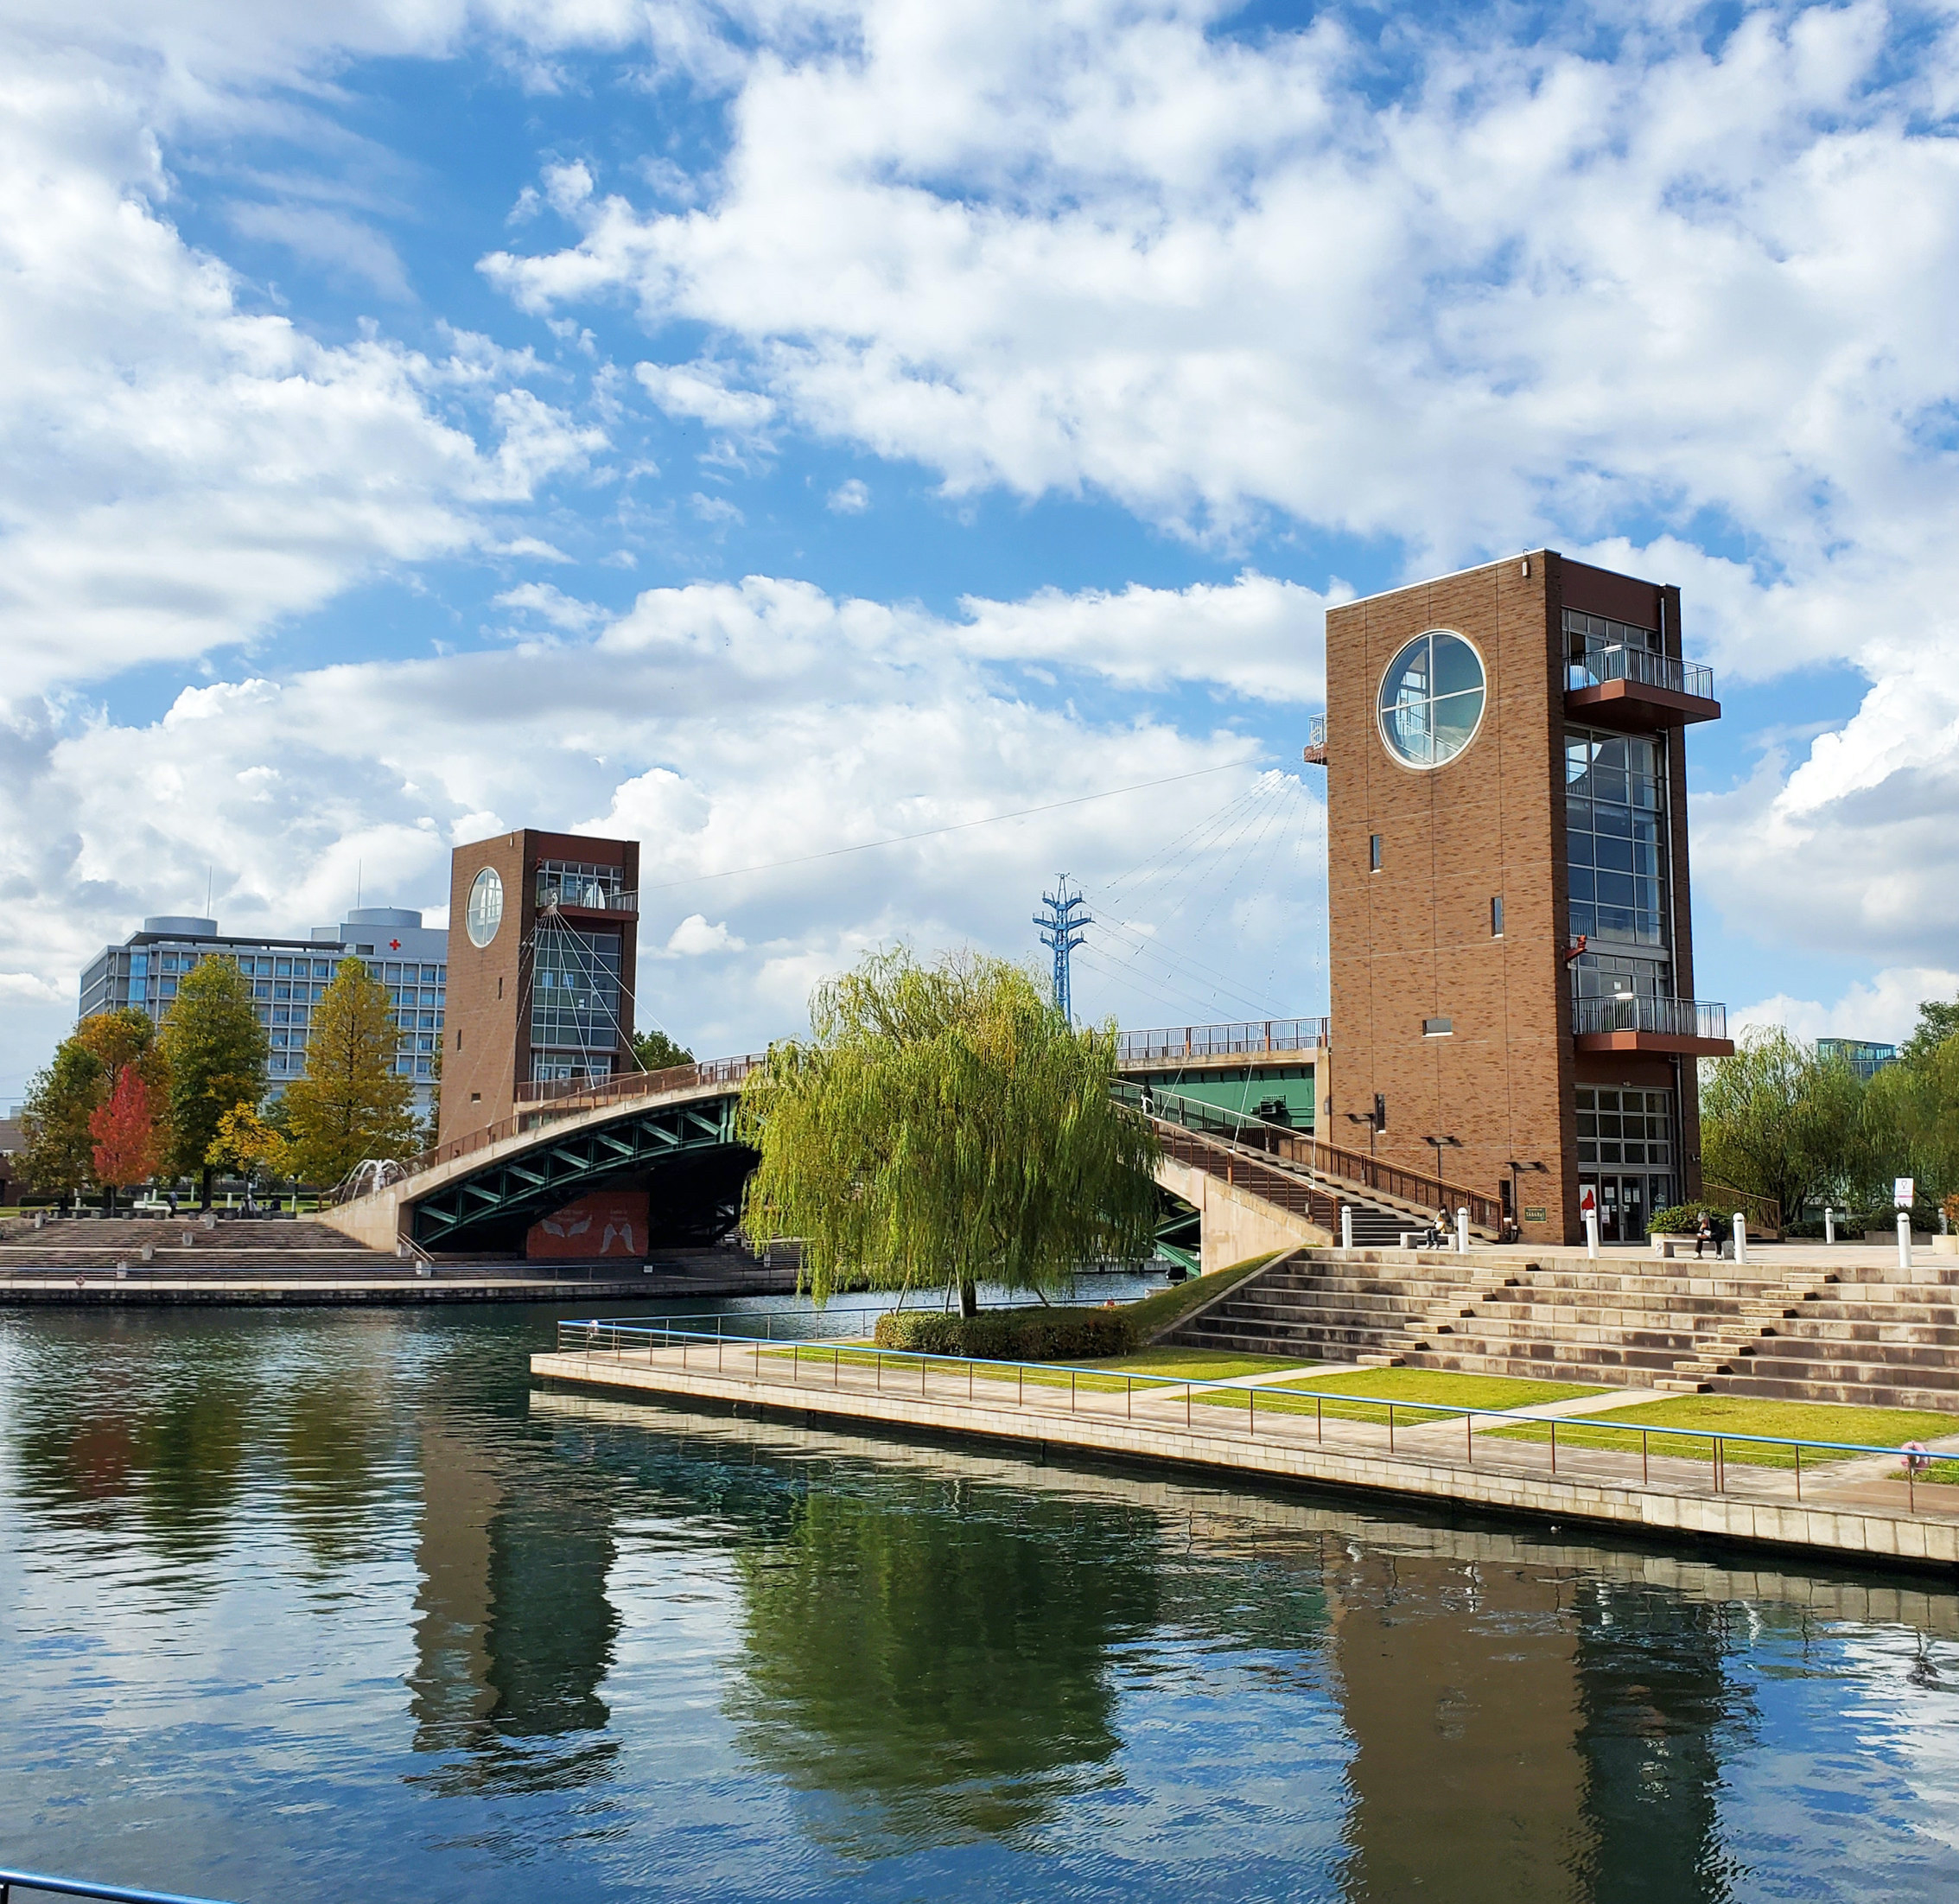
xmin=1485 ymin=1395 xmax=1959 ymax=1470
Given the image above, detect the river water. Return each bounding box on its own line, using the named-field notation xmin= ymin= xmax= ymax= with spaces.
xmin=3 ymin=1298 xmax=1957 ymax=1903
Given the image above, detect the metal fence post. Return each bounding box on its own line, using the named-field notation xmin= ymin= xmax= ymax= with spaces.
xmin=1071 ymin=1367 xmax=1077 ymax=1413
xmin=1249 ymin=1386 xmax=1256 ymax=1436
xmin=1549 ymin=1418 xmax=1557 ymax=1475
xmin=1388 ymin=1403 xmax=1395 ymax=1455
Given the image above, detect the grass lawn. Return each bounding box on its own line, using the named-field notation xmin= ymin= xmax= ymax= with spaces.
xmin=752 ymin=1340 xmax=1307 ymax=1395
xmin=1079 ymin=1347 xmax=1313 ymax=1380
xmin=1193 ymin=1366 xmax=1610 ymax=1426
xmin=1485 ymin=1394 xmax=1959 ymax=1470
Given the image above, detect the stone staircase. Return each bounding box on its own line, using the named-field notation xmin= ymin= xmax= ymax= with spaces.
xmin=1673 ymin=1264 xmax=1959 ymax=1411
xmin=0 ymin=1215 xmax=394 ymax=1271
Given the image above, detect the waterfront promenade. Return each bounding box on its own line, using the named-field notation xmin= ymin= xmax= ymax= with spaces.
xmin=532 ymin=1327 xmax=1959 ymax=1570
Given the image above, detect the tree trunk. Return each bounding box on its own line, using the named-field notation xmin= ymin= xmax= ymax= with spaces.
xmin=959 ymin=1277 xmax=977 ymax=1318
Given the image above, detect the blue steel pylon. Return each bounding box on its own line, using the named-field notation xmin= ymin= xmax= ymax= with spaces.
xmin=1034 ymin=875 xmax=1091 ymax=1024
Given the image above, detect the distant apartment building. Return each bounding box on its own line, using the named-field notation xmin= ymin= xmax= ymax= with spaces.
xmin=1816 ymin=1038 xmax=1899 ymax=1081
xmin=79 ymin=907 xmax=447 ymax=1111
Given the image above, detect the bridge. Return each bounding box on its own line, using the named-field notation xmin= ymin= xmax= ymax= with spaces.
xmin=322 ymin=1018 xmax=1502 ymax=1269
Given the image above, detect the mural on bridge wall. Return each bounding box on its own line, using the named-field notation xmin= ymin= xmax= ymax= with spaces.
xmin=526 ymin=1190 xmax=650 ymax=1259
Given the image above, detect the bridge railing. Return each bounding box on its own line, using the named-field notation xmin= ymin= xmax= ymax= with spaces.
xmin=332 ymin=1054 xmax=767 ymax=1200
xmin=1116 ymin=1017 xmax=1330 ymax=1065
xmin=1119 ymin=1082 xmax=1502 ymax=1231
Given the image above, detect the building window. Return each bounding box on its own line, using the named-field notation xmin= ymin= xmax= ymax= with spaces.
xmin=1491 ymin=895 xmax=1504 ymax=937
xmin=1422 ymin=1017 xmax=1453 ymax=1036
xmin=1369 ymin=834 xmax=1382 ymax=872
xmin=466 ymin=867 xmax=505 ymax=948
xmin=1575 ymin=1086 xmax=1674 ymax=1169
xmin=1377 ymin=629 xmax=1487 ymax=768
xmin=1566 ymin=728 xmax=1668 ymax=947
xmin=530 ymin=927 xmax=623 ymax=1053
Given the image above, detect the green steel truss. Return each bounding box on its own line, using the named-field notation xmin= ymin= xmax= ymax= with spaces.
xmin=410 ymin=1093 xmax=753 ymax=1249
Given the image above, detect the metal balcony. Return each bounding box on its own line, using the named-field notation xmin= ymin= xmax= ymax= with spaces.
xmin=1301 ymin=714 xmax=1327 ymax=766
xmin=535 ymin=875 xmax=638 ymax=914
xmin=1566 ymin=644 xmax=1720 ymax=731
xmin=1117 ymin=1017 xmax=1331 ymax=1065
xmin=1573 ymin=993 xmax=1733 ymax=1055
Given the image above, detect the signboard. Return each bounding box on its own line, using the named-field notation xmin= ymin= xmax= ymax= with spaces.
xmin=1523 ymin=1207 xmax=1548 ymax=1225
xmin=1895 ymin=1177 xmax=1915 ymax=1208
xmin=1579 ymin=1187 xmax=1596 ymax=1215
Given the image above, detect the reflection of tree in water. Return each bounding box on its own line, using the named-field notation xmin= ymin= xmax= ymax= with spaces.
xmin=729 ymin=1473 xmax=1161 ymax=1848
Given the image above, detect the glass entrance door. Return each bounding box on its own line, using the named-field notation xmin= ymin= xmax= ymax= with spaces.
xmin=1579 ymin=1175 xmax=1659 ymax=1245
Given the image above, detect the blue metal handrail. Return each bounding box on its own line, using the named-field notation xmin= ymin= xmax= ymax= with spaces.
xmin=556 ymin=1317 xmax=1956 ymax=1509
xmin=0 ymin=1869 xmax=237 ymax=1904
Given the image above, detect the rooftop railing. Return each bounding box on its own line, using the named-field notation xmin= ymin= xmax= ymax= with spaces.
xmin=535 ymin=872 xmax=637 ymax=914
xmin=1573 ymin=995 xmax=1727 ymax=1041
xmin=1569 ymin=644 xmax=1715 ymax=702
xmin=1116 ymin=1017 xmax=1330 ymax=1065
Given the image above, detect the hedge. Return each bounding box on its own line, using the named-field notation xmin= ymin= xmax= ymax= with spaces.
xmin=872 ymin=1307 xmax=1136 ymax=1361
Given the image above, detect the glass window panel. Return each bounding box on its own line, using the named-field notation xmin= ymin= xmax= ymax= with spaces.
xmin=1568 ymin=902 xmax=1596 ymax=938
xmin=1598 ymin=905 xmax=1635 ymax=936
xmin=1600 ymin=1142 xmax=1622 ymax=1163
xmin=1568 ymin=866 xmax=1595 ymax=901
xmin=1596 ymin=837 xmax=1634 ymax=872
xmin=1597 ymin=872 xmax=1636 ymax=907
xmin=1578 ymin=1142 xmax=1597 ymax=1162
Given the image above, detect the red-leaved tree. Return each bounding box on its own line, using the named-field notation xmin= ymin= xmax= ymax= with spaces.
xmin=89 ymin=1067 xmax=162 ymax=1211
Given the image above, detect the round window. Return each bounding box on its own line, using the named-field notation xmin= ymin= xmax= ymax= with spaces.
xmin=465 ymin=867 xmax=505 ymax=949
xmin=1377 ymin=630 xmax=1487 ymax=768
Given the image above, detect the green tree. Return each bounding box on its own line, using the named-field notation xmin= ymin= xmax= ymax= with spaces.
xmin=161 ymin=956 xmax=269 ymax=1207
xmin=631 ymin=1027 xmax=695 ymax=1073
xmin=1900 ymin=993 xmax=1959 ymax=1069
xmin=1698 ymin=1027 xmax=1864 ymax=1219
xmin=1860 ymin=1022 xmax=1959 ymax=1208
xmin=279 ymin=958 xmax=418 ymax=1187
xmin=20 ymin=1038 xmax=105 ymax=1209
xmin=738 ymin=947 xmax=1159 ymax=1315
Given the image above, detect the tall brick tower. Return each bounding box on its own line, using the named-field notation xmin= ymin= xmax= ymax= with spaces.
xmin=439 ymin=830 xmax=640 ymax=1147
xmin=1322 ymin=552 xmax=1732 ymax=1246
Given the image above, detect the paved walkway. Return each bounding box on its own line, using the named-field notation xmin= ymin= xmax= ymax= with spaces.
xmin=534 ymin=1335 xmax=1959 ymax=1566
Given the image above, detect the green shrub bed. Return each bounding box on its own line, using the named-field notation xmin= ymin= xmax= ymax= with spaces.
xmin=872 ymin=1307 xmax=1135 ymax=1361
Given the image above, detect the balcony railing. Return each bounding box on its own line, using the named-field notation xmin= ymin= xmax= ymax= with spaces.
xmin=1573 ymin=994 xmax=1727 ymax=1041
xmin=535 ymin=874 xmax=638 ymax=914
xmin=1301 ymin=713 xmax=1327 ymax=764
xmin=1117 ymin=1017 xmax=1331 ymax=1065
xmin=1569 ymin=644 xmax=1714 ymax=702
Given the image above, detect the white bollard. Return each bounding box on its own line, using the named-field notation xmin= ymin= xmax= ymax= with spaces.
xmin=1340 ymin=1205 xmax=1354 ymax=1251
xmin=1456 ymin=1207 xmax=1470 ymax=1253
xmin=1585 ymin=1212 xmax=1600 ymax=1259
xmin=1824 ymin=1207 xmax=1835 ymax=1246
xmin=1733 ymin=1215 xmax=1748 ymax=1264
xmin=1899 ymin=1211 xmax=1913 ymax=1271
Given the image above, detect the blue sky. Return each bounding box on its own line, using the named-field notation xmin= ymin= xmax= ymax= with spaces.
xmin=3 ymin=0 xmax=1957 ymax=1098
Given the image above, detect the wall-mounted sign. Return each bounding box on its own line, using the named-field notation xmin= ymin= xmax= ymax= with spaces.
xmin=1523 ymin=1206 xmax=1548 ymax=1224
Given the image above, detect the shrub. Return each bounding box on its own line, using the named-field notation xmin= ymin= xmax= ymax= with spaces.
xmin=1651 ymin=1202 xmax=1726 ymax=1237
xmin=872 ymin=1306 xmax=1135 ymax=1361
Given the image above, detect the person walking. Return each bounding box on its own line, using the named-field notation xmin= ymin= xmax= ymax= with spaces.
xmin=1694 ymin=1211 xmax=1714 ymax=1259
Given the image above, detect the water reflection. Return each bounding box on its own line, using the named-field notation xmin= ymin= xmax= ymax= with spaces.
xmin=728 ymin=1471 xmax=1160 ymax=1846
xmin=1 ymin=1306 xmax=1957 ymax=1903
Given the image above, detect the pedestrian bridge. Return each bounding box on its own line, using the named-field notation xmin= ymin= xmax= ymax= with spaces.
xmin=321 ymin=1019 xmax=1495 ymax=1264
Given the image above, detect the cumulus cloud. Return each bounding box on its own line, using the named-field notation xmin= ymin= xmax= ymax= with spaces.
xmin=0 ymin=572 xmax=1309 ymax=1091
xmin=826 ymin=477 xmax=869 ymax=513
xmin=1735 ymin=969 xmax=1959 ymax=1046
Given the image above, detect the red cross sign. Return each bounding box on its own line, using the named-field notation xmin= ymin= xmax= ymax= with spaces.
xmin=389 ymin=939 xmax=401 ymax=950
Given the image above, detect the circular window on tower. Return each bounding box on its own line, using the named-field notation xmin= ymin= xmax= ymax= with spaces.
xmin=1377 ymin=630 xmax=1487 ymax=768
xmin=465 ymin=866 xmax=505 ymax=949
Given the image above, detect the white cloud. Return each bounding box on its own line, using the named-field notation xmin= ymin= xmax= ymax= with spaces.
xmin=0 ymin=572 xmax=1307 ymax=1092
xmin=635 ymin=361 xmax=777 ymax=434
xmin=826 ymin=477 xmax=870 ymax=513
xmin=493 ymin=582 xmax=608 ymax=631
xmin=665 ymin=914 xmax=746 ymax=955
xmin=1734 ymin=969 xmax=1959 ymax=1046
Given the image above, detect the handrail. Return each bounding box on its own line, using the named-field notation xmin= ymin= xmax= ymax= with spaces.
xmin=0 ymin=1868 xmax=238 ymax=1904
xmin=554 ymin=1317 xmax=1949 ymax=1507
xmin=1573 ymin=995 xmax=1727 ymax=1041
xmin=333 ymin=1054 xmax=766 ymax=1200
xmin=1701 ymin=1181 xmax=1784 ymax=1234
xmin=1568 ymin=645 xmax=1715 ymax=702
xmin=1116 ymin=1017 xmax=1330 ymax=1064
xmin=1117 ymin=1082 xmax=1503 ymax=1232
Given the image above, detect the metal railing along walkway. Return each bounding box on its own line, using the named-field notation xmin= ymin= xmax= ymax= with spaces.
xmin=1119 ymin=1083 xmax=1503 ymax=1232
xmin=1116 ymin=1017 xmax=1330 ymax=1064
xmin=0 ymin=1869 xmax=237 ymax=1904
xmin=555 ymin=1319 xmax=1959 ymax=1513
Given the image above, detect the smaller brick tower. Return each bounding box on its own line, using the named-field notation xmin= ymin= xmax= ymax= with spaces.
xmin=439 ymin=830 xmax=640 ymax=1147
xmin=1322 ymin=552 xmax=1732 ymax=1246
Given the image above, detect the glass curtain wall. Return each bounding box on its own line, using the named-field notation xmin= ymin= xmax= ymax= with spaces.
xmin=529 ymin=927 xmax=624 ymax=1083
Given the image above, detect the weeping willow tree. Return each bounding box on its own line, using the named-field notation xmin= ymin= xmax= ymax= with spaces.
xmin=738 ymin=947 xmax=1159 ymax=1314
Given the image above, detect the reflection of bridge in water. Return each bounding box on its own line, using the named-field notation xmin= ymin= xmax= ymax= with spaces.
xmin=323 ymin=1019 xmax=1503 ymax=1267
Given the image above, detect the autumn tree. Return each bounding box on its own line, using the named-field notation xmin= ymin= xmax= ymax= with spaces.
xmin=739 ymin=947 xmax=1159 ymax=1315
xmin=162 ymin=956 xmax=270 ymax=1208
xmin=90 ymin=1067 xmax=165 ymax=1210
xmin=206 ymin=1101 xmax=290 ymax=1194
xmin=278 ymin=958 xmax=418 ymax=1187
